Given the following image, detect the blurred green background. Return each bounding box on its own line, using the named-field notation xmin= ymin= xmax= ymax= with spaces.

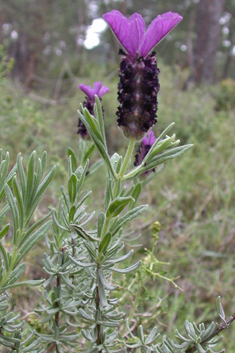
xmin=1 ymin=0 xmax=235 ymax=350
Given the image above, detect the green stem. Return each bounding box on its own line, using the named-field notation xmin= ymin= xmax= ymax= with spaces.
xmin=118 ymin=139 xmax=136 ymax=179
xmin=95 ymin=268 xmax=103 ymax=352
xmin=128 ymin=279 xmax=145 ymax=324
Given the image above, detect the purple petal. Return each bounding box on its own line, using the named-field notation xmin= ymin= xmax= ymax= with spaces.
xmin=98 ymin=85 xmax=110 ymax=97
xmin=103 ymin=10 xmax=130 ymax=55
xmin=93 ymin=81 xmax=103 ymax=95
xmin=140 ymin=12 xmax=183 ymax=57
xmin=78 ymin=84 xmax=94 ymax=99
xmin=127 ymin=13 xmax=145 ymax=57
xmin=148 ymin=130 xmax=157 ymax=145
xmin=142 ymin=131 xmax=156 ymax=146
xmin=79 ymin=82 xmax=109 ymax=99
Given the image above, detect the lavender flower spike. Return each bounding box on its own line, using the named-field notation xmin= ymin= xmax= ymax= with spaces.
xmin=103 ymin=10 xmax=182 ymax=140
xmin=134 ymin=130 xmax=157 ymax=175
xmin=78 ymin=81 xmax=109 ymax=138
xmin=103 ymin=10 xmax=182 ymax=59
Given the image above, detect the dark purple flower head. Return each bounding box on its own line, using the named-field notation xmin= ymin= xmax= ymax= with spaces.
xmin=103 ymin=10 xmax=182 ymax=59
xmin=103 ymin=10 xmax=182 ymax=140
xmin=134 ymin=130 xmax=157 ymax=175
xmin=77 ymin=82 xmax=109 ymax=138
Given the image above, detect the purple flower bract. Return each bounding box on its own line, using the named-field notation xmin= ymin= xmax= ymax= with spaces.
xmin=103 ymin=10 xmax=182 ymax=59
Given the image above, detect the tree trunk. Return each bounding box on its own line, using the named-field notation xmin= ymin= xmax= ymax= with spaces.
xmin=190 ymin=0 xmax=225 ymax=84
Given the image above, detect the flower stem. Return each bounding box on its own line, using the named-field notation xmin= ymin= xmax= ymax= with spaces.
xmin=119 ymin=139 xmax=136 ymax=178
xmin=95 ymin=268 xmax=102 ymax=353
xmin=55 ymin=248 xmax=64 ymax=353
xmin=128 ymin=278 xmax=147 ymax=324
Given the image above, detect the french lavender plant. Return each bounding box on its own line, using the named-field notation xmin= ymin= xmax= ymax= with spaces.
xmin=0 ymin=9 xmax=234 ymax=353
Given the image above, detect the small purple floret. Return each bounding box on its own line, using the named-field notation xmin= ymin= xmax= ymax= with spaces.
xmin=134 ymin=130 xmax=157 ymax=175
xmin=142 ymin=130 xmax=157 ymax=146
xmin=103 ymin=10 xmax=182 ymax=58
xmin=79 ymin=82 xmax=109 ymax=100
xmin=78 ymin=82 xmax=109 ymax=138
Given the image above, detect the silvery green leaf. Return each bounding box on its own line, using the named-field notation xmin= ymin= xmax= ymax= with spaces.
xmin=0 ymin=240 xmax=9 ymax=270
xmin=146 ymin=123 xmax=175 ymax=156
xmin=106 ymin=197 xmax=134 ymax=218
xmin=95 ymin=95 xmax=106 ymax=145
xmin=69 ymin=255 xmax=96 ymax=268
xmin=201 ymin=322 xmax=217 ymax=341
xmin=104 ymin=249 xmax=133 ymax=265
xmin=111 ymin=205 xmax=148 ymax=236
xmin=185 ymin=320 xmax=196 ymax=337
xmin=14 ymin=220 xmax=52 ymax=267
xmin=68 ymin=173 xmax=77 ymax=204
xmin=145 ymin=326 xmax=160 ymax=345
xmin=60 ymin=185 xmax=70 ymax=210
xmin=82 ymin=329 xmax=95 ymax=342
xmin=0 ymin=152 xmax=17 ymax=203
xmin=110 ymin=260 xmax=141 ymax=274
xmin=98 ymin=212 xmax=105 ymax=238
xmin=104 ymin=242 xmax=124 ymax=259
xmin=19 ymin=210 xmax=52 ymax=248
xmin=84 ymin=107 xmax=103 ymax=141
xmin=69 ymin=205 xmax=76 ymax=223
xmin=71 ymin=224 xmax=98 ymax=242
xmin=216 ymin=296 xmax=226 ymax=321
xmin=97 ymin=271 xmax=108 ymax=309
xmin=138 ymin=325 xmax=145 ymax=343
xmin=80 ymin=211 xmax=95 ymax=227
xmin=98 ymin=269 xmax=117 ymax=290
xmin=196 ymin=343 xmax=207 ymax=353
xmin=129 ymin=182 xmax=142 ymax=207
xmin=67 ymin=147 xmax=77 ymax=173
xmin=25 ymin=150 xmax=36 ymax=209
xmin=167 ymin=338 xmax=189 ymax=349
xmin=79 ymin=308 xmax=94 ymax=322
xmin=110 ymin=153 xmax=122 ymax=173
xmin=21 ymin=338 xmax=41 ymax=352
xmin=0 ymin=223 xmax=9 ymax=239
xmin=103 ymin=311 xmax=124 ymax=322
xmin=77 ymin=159 xmax=89 ymax=196
xmin=175 ymin=329 xmax=192 ymax=343
xmin=78 ymin=108 xmax=116 ymax=179
xmin=99 ymin=232 xmax=112 ymax=255
xmin=105 ymin=176 xmax=113 ymax=211
xmin=144 ymin=134 xmax=176 ymax=164
xmin=2 ymin=263 xmax=26 ymax=288
xmin=25 ymin=164 xmax=56 ymax=225
xmin=12 ymin=176 xmax=24 ymax=230
xmin=99 ymin=320 xmax=119 ymax=327
xmin=84 ymin=242 xmax=97 ymax=260
xmin=76 ymin=190 xmax=92 ymax=210
xmin=4 ymin=184 xmax=19 ymax=245
xmin=0 ymin=204 xmax=10 ymax=222
xmin=83 ymin=144 xmax=96 ymax=166
xmin=141 ymin=145 xmax=193 ymax=174
xmin=1 ymin=279 xmax=44 ymax=291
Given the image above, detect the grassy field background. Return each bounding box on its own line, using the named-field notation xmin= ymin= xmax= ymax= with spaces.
xmin=1 ymin=62 xmax=235 ymax=350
